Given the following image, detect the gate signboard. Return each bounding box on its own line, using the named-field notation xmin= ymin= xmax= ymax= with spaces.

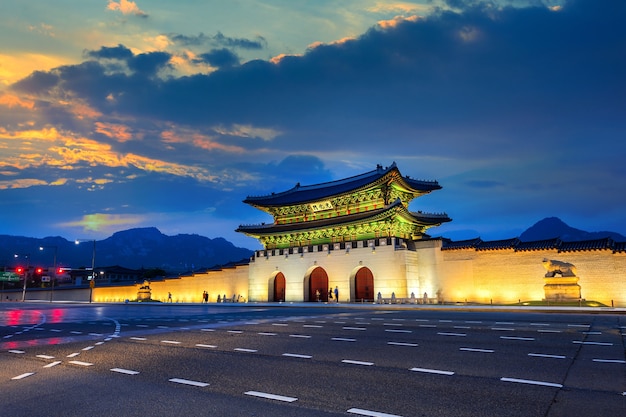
xmin=0 ymin=272 xmax=20 ymax=282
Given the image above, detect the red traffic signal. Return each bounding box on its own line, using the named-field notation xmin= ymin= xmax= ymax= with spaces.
xmin=35 ymin=267 xmax=43 ymax=275
xmin=15 ymin=266 xmax=24 ymax=274
xmin=57 ymin=268 xmax=64 ymax=275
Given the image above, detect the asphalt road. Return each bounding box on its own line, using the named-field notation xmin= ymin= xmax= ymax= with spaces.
xmin=1 ymin=303 xmax=624 ymax=417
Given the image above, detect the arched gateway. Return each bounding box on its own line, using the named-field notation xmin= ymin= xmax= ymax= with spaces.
xmin=273 ymin=272 xmax=286 ymax=302
xmin=354 ymin=267 xmax=374 ymax=302
xmin=307 ymin=267 xmax=328 ymax=302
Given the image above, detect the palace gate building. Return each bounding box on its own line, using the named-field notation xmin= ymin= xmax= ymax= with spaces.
xmin=236 ymin=162 xmax=451 ymax=303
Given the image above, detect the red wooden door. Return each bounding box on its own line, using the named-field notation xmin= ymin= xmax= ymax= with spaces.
xmin=274 ymin=272 xmax=285 ymax=302
xmin=309 ymin=267 xmax=328 ymax=302
xmin=355 ymin=267 xmax=374 ymax=301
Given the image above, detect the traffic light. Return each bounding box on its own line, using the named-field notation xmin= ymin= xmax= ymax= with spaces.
xmin=35 ymin=267 xmax=43 ymax=275
xmin=15 ymin=266 xmax=24 ymax=275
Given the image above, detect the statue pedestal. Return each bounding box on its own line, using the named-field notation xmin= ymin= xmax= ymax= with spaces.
xmin=543 ymin=275 xmax=581 ymax=301
xmin=137 ymin=289 xmax=152 ymax=301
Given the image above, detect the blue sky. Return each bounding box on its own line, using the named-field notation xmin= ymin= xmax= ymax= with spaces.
xmin=1 ymin=0 xmax=624 ymax=250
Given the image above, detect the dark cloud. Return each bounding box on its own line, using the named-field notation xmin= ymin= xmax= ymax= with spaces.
xmin=169 ymin=31 xmax=266 ymax=50
xmin=85 ymin=44 xmax=134 ymax=61
xmin=194 ymin=48 xmax=240 ymax=68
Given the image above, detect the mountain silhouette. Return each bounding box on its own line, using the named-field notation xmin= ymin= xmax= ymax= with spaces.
xmin=519 ymin=217 xmax=626 ymax=242
xmin=0 ymin=227 xmax=253 ymax=272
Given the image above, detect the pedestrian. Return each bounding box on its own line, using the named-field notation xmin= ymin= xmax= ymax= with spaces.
xmin=315 ymin=289 xmax=320 ymax=301
xmin=167 ymin=292 xmax=172 ymax=303
xmin=334 ymin=286 xmax=339 ymax=302
xmin=328 ymin=289 xmax=333 ymax=301
xmin=217 ymin=294 xmax=221 ymax=303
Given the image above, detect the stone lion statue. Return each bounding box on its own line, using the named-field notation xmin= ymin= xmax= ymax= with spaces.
xmin=542 ymin=258 xmax=577 ymax=277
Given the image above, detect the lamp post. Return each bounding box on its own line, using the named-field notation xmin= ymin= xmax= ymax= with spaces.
xmin=14 ymin=253 xmax=30 ymax=302
xmin=75 ymin=239 xmax=96 ymax=303
xmin=39 ymin=245 xmax=58 ymax=302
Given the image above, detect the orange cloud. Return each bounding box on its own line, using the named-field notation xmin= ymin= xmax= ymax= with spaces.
xmin=377 ymin=15 xmax=421 ymax=29
xmin=95 ymin=122 xmax=133 ymax=142
xmin=106 ymin=0 xmax=148 ymax=17
xmin=0 ymin=93 xmax=35 ymax=110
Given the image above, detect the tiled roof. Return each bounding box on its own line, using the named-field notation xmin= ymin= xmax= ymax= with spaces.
xmin=515 ymin=238 xmax=561 ymax=251
xmin=441 ymin=238 xmax=482 ymax=250
xmin=476 ymin=238 xmax=520 ymax=251
xmin=243 ymin=162 xmax=441 ymax=207
xmin=237 ymin=199 xmax=449 ymax=235
xmin=558 ymin=238 xmax=613 ymax=252
xmin=441 ymin=236 xmax=626 ymax=253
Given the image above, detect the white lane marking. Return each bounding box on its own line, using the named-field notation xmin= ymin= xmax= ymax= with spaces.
xmin=244 ymin=391 xmax=297 ymax=402
xmin=460 ymin=347 xmax=494 ymax=353
xmin=136 ymin=324 xmax=149 ymax=327
xmin=538 ymin=329 xmax=561 ymax=333
xmin=530 ymin=323 xmax=550 ymax=326
xmin=9 ymin=350 xmax=25 ymax=354
xmin=303 ymin=325 xmax=322 ymax=328
xmin=343 ymin=327 xmax=367 ymax=331
xmin=130 ymin=337 xmax=147 ymax=341
xmin=69 ymin=360 xmax=93 ymax=366
xmin=169 ymin=378 xmax=209 ymax=387
xmin=419 ymin=324 xmax=436 ymax=328
xmin=465 ymin=321 xmax=482 ymax=324
xmin=111 ymin=368 xmax=140 ymax=375
xmin=342 ymin=360 xmax=374 ymax=366
xmin=491 ymin=328 xmax=515 ymax=331
xmin=201 ymin=328 xmax=215 ymax=332
xmin=289 ymin=334 xmax=311 ymax=338
xmin=495 ymin=322 xmax=514 ymax=325
xmin=593 ymin=359 xmax=626 ymax=364
xmin=258 ymin=332 xmax=277 ymax=336
xmin=282 ymin=353 xmax=312 ymax=359
xmin=12 ymin=373 xmax=35 ymax=380
xmin=347 ymin=408 xmax=404 ymax=417
xmin=43 ymin=361 xmax=62 ymax=368
xmin=82 ymin=346 xmax=94 ymax=351
xmin=454 ymin=326 xmax=471 ymax=329
xmin=573 ymin=341 xmax=612 ymax=346
xmin=385 ymin=329 xmax=412 ymax=333
xmin=196 ymin=344 xmax=217 ymax=348
xmin=161 ymin=340 xmax=181 ymax=344
xmin=438 ymin=332 xmax=466 ymax=337
xmin=383 ymin=323 xmax=404 ymax=326
xmin=332 ymin=337 xmax=356 ymax=342
xmin=410 ymin=367 xmax=454 ymax=376
xmin=67 ymin=352 xmax=80 ymax=358
xmin=500 ymin=336 xmax=535 ymax=341
xmin=227 ymin=330 xmax=243 ymax=334
xmin=568 ymin=324 xmax=590 ymax=328
xmin=272 ymin=323 xmax=288 ymax=326
xmin=70 ymin=331 xmax=82 ymax=334
xmin=157 ymin=326 xmax=169 ymax=329
xmin=415 ymin=319 xmax=429 ymax=322
xmin=528 ymin=353 xmax=566 ymax=359
xmin=50 ymin=329 xmax=62 ymax=332
xmin=234 ymin=348 xmax=257 ymax=353
xmin=388 ymin=342 xmax=418 ymax=347
xmin=501 ymin=377 xmax=562 ymax=388
xmin=95 ymin=342 xmax=104 ymax=346
xmin=439 ymin=320 xmax=452 ymax=323
xmin=37 ymin=355 xmax=55 ymax=359
xmin=88 ymin=333 xmax=103 ymax=336
xmin=582 ymin=331 xmax=602 ymax=335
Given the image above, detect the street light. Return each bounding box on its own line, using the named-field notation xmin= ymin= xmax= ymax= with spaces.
xmin=75 ymin=239 xmax=96 ymax=303
xmin=40 ymin=245 xmax=58 ymax=302
xmin=14 ymin=253 xmax=30 ymax=302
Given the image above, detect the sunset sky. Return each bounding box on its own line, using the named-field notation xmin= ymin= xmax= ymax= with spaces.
xmin=1 ymin=0 xmax=624 ymax=250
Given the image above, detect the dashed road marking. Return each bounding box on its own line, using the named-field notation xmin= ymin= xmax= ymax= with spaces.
xmin=528 ymin=353 xmax=566 ymax=359
xmin=196 ymin=344 xmax=217 ymax=348
xmin=67 ymin=352 xmax=80 ymax=358
xmin=111 ymin=368 xmax=140 ymax=375
xmin=388 ymin=342 xmax=418 ymax=347
xmin=282 ymin=353 xmax=312 ymax=359
xmin=244 ymin=390 xmax=297 ymax=402
xmin=234 ymin=348 xmax=257 ymax=353
xmin=43 ymin=361 xmax=62 ymax=368
xmin=410 ymin=367 xmax=454 ymax=376
xmin=460 ymin=347 xmax=494 ymax=353
xmin=438 ymin=332 xmax=466 ymax=337
xmin=69 ymin=360 xmax=93 ymax=366
xmin=161 ymin=340 xmax=181 ymax=344
xmin=36 ymin=355 xmax=55 ymax=359
xmin=289 ymin=334 xmax=311 ymax=338
xmin=592 ymin=359 xmax=626 ymax=364
xmin=9 ymin=350 xmax=25 ymax=354
xmin=385 ymin=329 xmax=412 ymax=333
xmin=501 ymin=336 xmax=535 ymax=341
xmin=347 ymin=408 xmax=404 ymax=417
xmin=130 ymin=337 xmax=147 ymax=341
xmin=258 ymin=332 xmax=277 ymax=336
xmin=12 ymin=373 xmax=35 ymax=380
xmin=500 ymin=377 xmax=562 ymax=388
xmin=169 ymin=378 xmax=209 ymax=387
xmin=342 ymin=359 xmax=374 ymax=366
xmin=343 ymin=327 xmax=367 ymax=331
xmin=332 ymin=337 xmax=356 ymax=342
xmin=573 ymin=341 xmax=612 ymax=346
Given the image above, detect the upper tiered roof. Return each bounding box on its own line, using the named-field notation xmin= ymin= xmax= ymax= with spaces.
xmin=243 ymin=162 xmax=441 ymax=208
